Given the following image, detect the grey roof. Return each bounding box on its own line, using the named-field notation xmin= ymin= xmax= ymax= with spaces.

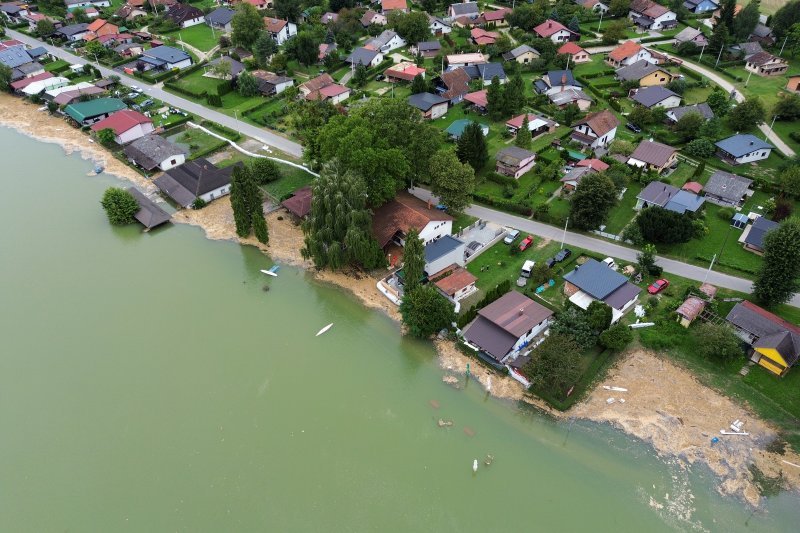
xmin=732 ymin=41 xmax=763 ymax=58
xmin=664 ymin=189 xmax=705 ymax=214
xmin=368 ymin=30 xmax=401 ymax=49
xmin=154 ymin=158 xmax=237 ymax=208
xmin=549 ymin=88 xmax=592 ymax=106
xmin=674 ymin=26 xmax=705 ymax=43
xmin=407 ymin=92 xmax=448 ymax=111
xmin=560 ymin=166 xmax=593 ymax=183
xmin=564 ymin=259 xmax=628 ymax=300
xmin=726 ymin=301 xmax=800 ymax=347
xmin=15 ymin=61 xmax=42 ymax=75
xmin=629 ymin=140 xmax=676 ymax=167
xmin=755 ymin=331 xmax=800 ymax=367
xmin=127 ymin=187 xmax=171 ymax=229
xmin=751 ymin=23 xmax=772 ymax=38
xmin=143 ymin=45 xmax=191 ymax=65
xmin=0 ymin=46 xmax=32 ymax=69
xmin=57 ymin=23 xmax=89 ymax=37
xmin=450 ymin=1 xmax=479 ymax=16
xmin=123 ymin=134 xmax=187 ymax=171
xmin=463 ymin=316 xmax=518 ymax=360
xmin=206 ymin=7 xmax=235 ymax=26
xmin=704 ymin=170 xmax=752 ymax=202
xmin=424 ymin=235 xmax=464 ymax=263
xmin=27 ymin=47 xmax=48 ymax=58
xmin=0 ymin=3 xmax=23 ymax=14
xmin=207 ymin=55 xmax=245 ymax=77
xmin=744 ymin=216 xmax=779 ymax=250
xmin=502 ymin=44 xmax=539 ymax=61
xmin=545 ymin=69 xmax=579 ymax=87
xmin=346 ymin=47 xmax=380 ymax=66
xmin=463 ymin=62 xmax=506 ymax=82
xmin=616 ymin=59 xmax=669 ymax=81
xmin=668 ymin=102 xmax=714 ymax=121
xmin=715 ymin=134 xmax=773 ymax=157
xmin=604 ymin=282 xmax=643 ymax=310
xmin=632 ymin=85 xmax=679 ymax=107
xmin=496 ymin=146 xmax=535 ymax=166
xmin=638 ymin=180 xmax=678 ymax=207
xmin=417 ymin=41 xmax=441 ymax=52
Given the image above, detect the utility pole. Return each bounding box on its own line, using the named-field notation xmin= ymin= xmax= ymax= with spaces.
xmin=779 ymin=34 xmax=789 ymax=57
xmin=744 ymin=68 xmax=753 ymax=88
xmin=597 ymin=9 xmax=604 ymax=33
xmin=702 ymin=254 xmax=716 ymax=283
xmin=560 ymin=217 xmax=569 ymax=250
xmin=765 ymin=114 xmax=778 ymax=141
xmin=714 ymin=43 xmax=724 ymax=68
xmin=698 ymin=44 xmax=706 ymax=62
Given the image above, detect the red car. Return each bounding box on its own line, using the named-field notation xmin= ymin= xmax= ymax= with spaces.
xmin=647 ymin=279 xmax=669 ymax=294
xmin=519 ymin=235 xmax=534 ymax=251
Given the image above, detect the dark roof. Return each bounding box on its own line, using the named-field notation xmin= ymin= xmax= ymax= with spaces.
xmin=143 ymin=45 xmax=191 ymax=65
xmin=281 ymin=186 xmax=313 ymax=218
xmin=424 ymin=235 xmax=464 ymax=263
xmin=668 ymin=102 xmax=714 ymax=121
xmin=743 ymin=216 xmax=779 ymax=250
xmin=0 ymin=46 xmax=32 ymax=69
xmin=462 ymin=62 xmax=506 ymax=82
xmin=573 ymin=109 xmax=619 ymax=137
xmin=715 ymin=134 xmax=773 ymax=157
xmin=127 ymin=187 xmax=171 ymax=229
xmin=207 ymin=55 xmax=245 ymax=77
xmin=417 ymin=41 xmax=441 ymax=52
xmin=27 ymin=46 xmax=47 ymax=58
xmin=123 ymin=134 xmax=187 ymax=171
xmin=346 ymin=47 xmax=380 ymax=65
xmin=463 ymin=316 xmax=518 ymax=360
xmin=616 ymin=59 xmax=668 ymax=81
xmin=407 ymin=92 xmax=448 ymax=111
xmin=57 ymin=23 xmax=89 ymax=37
xmin=704 ymin=170 xmax=752 ymax=202
xmin=371 ymin=191 xmax=452 ymax=247
xmin=727 ymin=301 xmax=800 ymax=365
xmin=438 ymin=67 xmax=471 ymax=100
xmin=664 ymin=190 xmax=705 ymax=214
xmin=732 ymin=41 xmax=763 ymax=58
xmin=604 ymin=282 xmax=643 ymax=310
xmin=545 ymin=69 xmax=578 ymax=87
xmin=746 ymin=51 xmax=783 ymax=67
xmin=154 ymin=158 xmax=238 ymax=207
xmin=632 ymin=85 xmax=679 ymax=107
xmin=754 ymin=331 xmax=800 ymax=367
xmin=206 ymin=7 xmax=235 ymax=26
xmin=450 ymin=1 xmax=479 ymax=15
xmin=503 ymin=44 xmax=539 ymax=60
xmin=563 ymin=259 xmax=628 ymax=300
xmin=751 ymin=23 xmax=772 ymax=38
xmin=166 ymin=4 xmax=204 ymax=25
xmin=496 ymin=146 xmax=535 ymax=166
xmin=629 ymin=140 xmax=676 ymax=167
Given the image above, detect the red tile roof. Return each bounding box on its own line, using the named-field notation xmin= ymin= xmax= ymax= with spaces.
xmin=281 ymin=186 xmax=312 ymax=218
xmin=384 ymin=62 xmax=426 ymax=81
xmin=264 ymin=17 xmax=288 ymax=33
xmin=464 ymin=90 xmax=488 ymax=108
xmin=534 ymin=19 xmax=573 ymax=38
xmin=381 ymin=0 xmax=407 ymax=11
xmin=682 ymin=181 xmax=703 ymax=194
xmin=371 ymin=192 xmax=452 ymax=248
xmin=482 ymin=8 xmax=511 ymax=22
xmin=558 ymin=42 xmax=586 ymax=55
xmin=470 ymin=28 xmax=498 ymax=45
xmin=576 ymin=158 xmax=610 ymax=172
xmin=609 ymin=40 xmax=642 ymax=62
xmin=90 ymin=109 xmax=152 ymax=135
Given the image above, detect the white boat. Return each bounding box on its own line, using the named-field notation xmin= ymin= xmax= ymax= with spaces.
xmin=316 ymin=323 xmax=333 ymax=337
xmin=260 ymin=269 xmax=277 ymax=277
xmin=720 ymin=430 xmax=749 ymax=436
xmin=472 ymin=459 xmax=478 ymax=472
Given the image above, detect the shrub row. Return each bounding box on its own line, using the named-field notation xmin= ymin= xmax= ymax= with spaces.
xmin=187 ymin=139 xmax=228 ymax=160
xmin=200 ymin=120 xmax=241 ymax=141
xmin=164 ymin=81 xmax=206 ymax=99
xmin=582 ymin=70 xmax=615 ymax=80
xmin=695 ymin=254 xmax=758 ymax=275
xmin=173 ymin=61 xmax=207 ymax=80
xmin=472 ymin=193 xmax=532 ymax=216
xmin=485 ymin=172 xmax=519 ymax=188
xmin=638 ymin=35 xmax=670 ymax=44
xmin=679 ymin=65 xmax=702 ymax=80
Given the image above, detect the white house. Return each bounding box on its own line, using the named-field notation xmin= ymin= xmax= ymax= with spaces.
xmin=606 ymin=41 xmax=654 ymax=67
xmin=346 ymin=47 xmax=384 ymax=67
xmin=564 ymin=259 xmax=642 ymax=323
xmin=139 ymin=46 xmax=193 ymax=71
xmin=433 ymin=266 xmax=477 ymax=303
xmin=90 ymin=109 xmax=154 ymax=145
xmin=371 ymin=191 xmax=453 ymax=251
xmin=429 ymin=16 xmax=451 ymax=35
xmin=424 ymin=235 xmax=466 ymax=276
xmin=715 ymin=134 xmax=773 ymax=165
xmin=64 ymin=0 xmax=111 ymax=8
xmin=166 ymin=4 xmax=205 ymax=29
xmin=533 ymin=19 xmax=578 ymax=43
xmin=366 ymin=30 xmax=406 ymax=53
xmin=629 ymin=0 xmax=677 ymax=31
xmin=264 ymin=17 xmax=297 ymax=45
xmin=446 ymin=52 xmax=487 ymax=68
xmin=123 ymin=134 xmax=187 ymax=172
xmin=570 ymin=109 xmax=619 ymax=150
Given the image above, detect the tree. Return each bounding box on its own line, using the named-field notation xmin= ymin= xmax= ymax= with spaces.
xmin=287 ymin=31 xmax=319 ymax=66
xmin=253 ymin=31 xmax=278 ymax=68
xmin=400 ymin=285 xmax=455 ymax=338
xmin=352 ymin=63 xmax=368 ymax=87
xmin=665 ymin=77 xmax=686 ymax=95
xmin=515 ymin=115 xmax=532 ymax=149
xmin=301 ymin=162 xmax=386 ymax=270
xmin=100 ymin=187 xmax=139 ymax=225
xmin=274 ymin=0 xmax=303 ymax=22
xmin=390 ymin=11 xmax=431 ymax=44
xmin=674 ymin=112 xmax=705 ymax=143
xmin=96 ymin=128 xmax=116 ymax=146
xmin=236 ymin=70 xmax=260 ymax=96
xmin=569 ymin=172 xmax=618 ymax=230
xmin=699 ymin=116 xmax=723 ymax=139
xmin=753 ymin=218 xmax=800 ymax=307
xmin=71 ymin=7 xmax=89 ymax=23
xmin=456 ymin=121 xmax=488 ymax=171
xmin=778 ymin=167 xmax=800 ymax=198
xmin=637 ymin=243 xmax=657 ymax=275
xmin=727 ymin=97 xmax=766 ymax=131
xmin=599 ymin=323 xmax=633 ymax=351
xmin=772 ymin=1 xmax=800 ymax=40
xmin=486 ymin=76 xmax=505 ymax=121
xmin=523 ymin=334 xmax=583 ymax=397
xmin=706 ymin=87 xmax=731 ymax=116
xmin=230 ymin=164 xmax=258 ymax=237
xmin=733 ymin=0 xmax=761 ymax=40
xmin=684 ymin=138 xmax=716 ymax=158
xmin=252 ymin=208 xmax=269 ymax=244
xmin=718 ymin=0 xmax=737 ymax=31
xmin=695 ymin=323 xmax=744 ymax=361
xmin=249 ymin=158 xmax=282 ymax=184
xmin=36 ymin=19 xmax=55 ymax=37
xmin=504 ymin=73 xmax=526 ymax=116
xmin=602 ymin=20 xmax=628 ymax=45
xmin=785 ymin=22 xmax=800 ymax=58
xmin=636 ymin=207 xmax=695 ymax=243
xmin=628 ymin=105 xmax=654 ymax=128
xmin=231 ymin=3 xmax=264 ymax=49
xmin=0 ymin=64 xmax=12 ymax=92
xmin=586 ymin=301 xmax=613 ymax=332
xmin=568 ymin=15 xmax=580 ymax=34
xmin=410 ymin=73 xmax=427 ymax=94
xmin=550 ymin=307 xmax=596 ymax=350
xmin=774 ymin=94 xmax=800 ymax=120
xmin=402 ymin=228 xmax=425 ymax=292
xmin=210 ymin=58 xmax=232 ymax=80
xmin=708 ymin=20 xmax=729 ymax=55
xmin=429 ymin=150 xmax=476 ymax=214
xmin=609 ymin=0 xmax=630 ymax=17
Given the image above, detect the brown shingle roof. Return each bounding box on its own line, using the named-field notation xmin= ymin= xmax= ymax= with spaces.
xmin=299 ymin=73 xmax=334 ymax=93
xmin=264 ymin=17 xmax=287 ymax=33
xmin=371 ymin=192 xmax=452 ymax=248
xmin=439 ymin=67 xmax=471 ymax=100
xmin=281 ymin=186 xmax=312 ymax=218
xmin=573 ymin=109 xmax=619 ymax=137
xmin=434 ymin=266 xmax=477 ymax=296
xmin=629 ymin=140 xmax=676 ymax=167
xmin=477 ymin=290 xmax=553 ymax=338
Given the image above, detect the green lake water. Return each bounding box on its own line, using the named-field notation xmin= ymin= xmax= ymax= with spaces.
xmin=0 ymin=127 xmax=797 ymax=532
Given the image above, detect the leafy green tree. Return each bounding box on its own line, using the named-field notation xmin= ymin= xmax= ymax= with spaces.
xmin=515 ymin=115 xmax=532 ymax=149
xmin=249 ymin=158 xmax=282 ymax=184
xmin=301 ymin=162 xmax=386 ymax=270
xmin=253 ymin=31 xmax=278 ymax=68
xmin=486 ymin=76 xmax=505 ymax=121
xmin=400 ymin=285 xmax=455 ymax=338
xmin=429 ymin=149 xmax=476 ymax=214
xmin=698 ymin=116 xmax=723 ymax=139
xmin=401 ymin=228 xmax=425 ymax=292
xmin=706 ymin=87 xmax=731 ymax=116
xmin=602 ymin=19 xmax=628 ymax=45
xmin=36 ymin=19 xmax=56 ymax=37
xmin=236 ymin=70 xmax=260 ymax=96
xmin=568 ymin=15 xmax=580 ymax=33
xmin=96 ymin=128 xmax=116 ymax=146
xmin=599 ymin=323 xmax=633 ymax=351
xmin=753 ymin=218 xmax=800 ymax=307
xmin=695 ymin=323 xmax=744 ymax=361
xmin=504 ymin=73 xmax=526 ymax=116
xmin=550 ymin=308 xmax=596 ymax=350
xmin=586 ymin=301 xmax=613 ymax=332
xmin=727 ymin=97 xmax=766 ymax=131
xmin=352 ymin=63 xmax=369 ymax=87
xmin=709 ymin=21 xmax=729 ymax=55
xmin=774 ymin=94 xmax=800 ymax=120
xmin=569 ymin=172 xmax=618 ymax=230
xmin=410 ymin=73 xmax=427 ymax=94
xmin=628 ymin=105 xmax=654 ymax=128
xmin=507 ymin=3 xmax=547 ymax=32
xmin=523 ymin=333 xmax=583 ymax=398
xmin=274 ymin=0 xmax=303 ymax=22
xmin=637 ymin=243 xmax=657 ymax=275
xmin=772 ymin=1 xmax=800 ymax=40
xmin=84 ymin=40 xmax=106 ymax=60
xmin=287 ymin=31 xmax=319 ymax=66
xmin=733 ymin=0 xmax=761 ymax=40
xmin=456 ymin=121 xmax=488 ymax=171
xmin=71 ymin=7 xmax=89 ymax=23
xmin=673 ymin=112 xmax=705 ymax=143
xmin=778 ymin=167 xmax=800 ymax=198
xmin=636 ymin=207 xmax=695 ymax=244
xmin=232 ymin=3 xmax=264 ymax=49
xmin=684 ymin=138 xmax=716 ymax=158
xmin=100 ymin=187 xmax=139 ymax=225
xmin=389 ymin=11 xmax=431 ymax=43
xmin=609 ymin=0 xmax=630 ymax=17
xmin=230 ymin=164 xmax=258 ymax=237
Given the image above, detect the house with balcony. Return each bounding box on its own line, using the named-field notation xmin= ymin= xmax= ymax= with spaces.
xmin=570 ymin=109 xmax=619 ymax=150
xmin=496 ymin=147 xmax=536 ymax=179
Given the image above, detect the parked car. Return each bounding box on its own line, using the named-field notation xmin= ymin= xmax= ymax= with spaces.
xmin=546 ymin=257 xmax=557 ymax=268
xmin=626 ymin=122 xmax=642 ymax=133
xmin=503 ymin=229 xmax=520 ymax=244
xmin=130 ymin=85 xmax=141 ymax=92
xmin=519 ymin=235 xmax=534 ymax=251
xmin=554 ymin=248 xmax=572 ymax=262
xmin=647 ymin=279 xmax=670 ymax=294
xmin=141 ymin=99 xmax=154 ymax=108
xmin=521 ymin=260 xmax=535 ymax=278
xmin=602 ymin=257 xmax=617 ymax=270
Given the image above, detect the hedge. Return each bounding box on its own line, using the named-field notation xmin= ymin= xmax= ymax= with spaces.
xmin=199 ymin=120 xmax=241 ymax=141
xmin=638 ymin=35 xmax=670 ymax=44
xmin=164 ymin=81 xmax=206 ymax=99
xmin=679 ymin=65 xmax=702 ymax=80
xmin=173 ymin=61 xmax=207 ymax=80
xmin=486 ymin=172 xmax=519 ymax=188
xmin=243 ymin=100 xmax=273 ymax=118
xmin=187 ymin=139 xmax=228 ymax=160
xmin=472 ymin=193 xmax=532 ymax=216
xmin=582 ymin=70 xmax=615 ymax=79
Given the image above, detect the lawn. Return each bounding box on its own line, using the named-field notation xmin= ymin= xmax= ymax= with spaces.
xmin=162 ymin=24 xmax=219 ymax=52
xmin=263 ymin=163 xmax=315 ymax=200
xmin=172 ymin=68 xmax=227 ymax=95
xmin=44 ymin=59 xmax=69 ymax=73
xmin=167 ymin=128 xmax=225 ymax=158
xmin=603 ymin=182 xmax=642 ymax=235
xmin=452 ymin=212 xmax=478 ymax=233
xmin=573 ymin=54 xmax=613 ymax=77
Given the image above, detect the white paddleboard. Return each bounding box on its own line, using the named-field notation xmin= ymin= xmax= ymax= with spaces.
xmin=316 ymin=323 xmax=333 ymax=336
xmin=260 ymin=269 xmax=278 ymax=277
xmin=472 ymin=459 xmax=478 ymax=472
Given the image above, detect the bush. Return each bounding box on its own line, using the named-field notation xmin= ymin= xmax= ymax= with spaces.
xmin=206 ymin=93 xmax=222 ymax=107
xmin=695 ymin=323 xmax=744 ymax=361
xmin=638 ymin=321 xmax=683 ymax=350
xmin=599 ymin=323 xmax=633 ymax=351
xmin=486 ymin=172 xmax=520 ymax=188
xmin=191 ymin=197 xmax=207 ymax=209
xmin=100 ymin=187 xmax=139 ymax=225
xmin=717 ymin=206 xmax=735 ymax=221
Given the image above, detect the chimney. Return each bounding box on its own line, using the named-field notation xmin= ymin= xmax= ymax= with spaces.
xmin=750 ymin=140 xmax=754 ymax=145
xmin=548 ymin=22 xmax=552 ymax=28
xmin=518 ymin=309 xmax=524 ymax=316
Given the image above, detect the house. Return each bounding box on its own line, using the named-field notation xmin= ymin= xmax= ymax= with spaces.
xmin=346 ymin=47 xmax=384 ymax=67
xmin=570 ymin=109 xmax=619 ymax=150
xmin=749 ymin=23 xmax=774 ymax=46
xmin=616 ymin=59 xmax=674 ymax=86
xmin=318 ymin=43 xmax=337 ymax=62
xmin=471 ymin=28 xmax=498 ymax=46
xmin=496 ymin=146 xmax=536 ymax=179
xmin=85 ymin=18 xmax=118 ymax=40
xmin=115 ymin=42 xmax=144 ymax=57
xmin=251 ymin=70 xmax=294 ymax=95
xmin=740 ymin=216 xmax=779 ymax=254
xmin=97 ymin=32 xmax=133 ymax=48
xmin=242 ymin=0 xmax=271 ymax=10
xmin=320 ymin=12 xmax=338 ymax=24
xmin=534 ymin=69 xmax=581 ymax=96
xmin=371 ymin=191 xmax=453 ymax=249
xmin=631 ymin=86 xmax=681 ymax=109
xmin=64 ymin=97 xmax=127 ymax=125
xmin=462 ymin=291 xmax=554 ymax=364
xmin=533 ymin=19 xmax=578 ymax=42
xmin=448 ymin=1 xmax=479 ymax=19
xmin=0 ymin=3 xmax=28 ymax=24
xmin=577 ymin=158 xmax=609 ymax=172
xmin=482 ymin=8 xmax=512 ymax=26
xmin=56 ymin=23 xmax=91 ymax=42
xmin=9 ymin=71 xmax=54 ymax=93
xmin=627 ymin=141 xmax=678 ymax=174
xmin=549 ymin=88 xmax=594 ymax=110
xmin=407 ymin=92 xmax=449 ymax=120
xmin=165 ymin=4 xmax=204 ymax=28
xmin=682 ymin=181 xmax=703 ymax=195
xmin=0 ymin=45 xmax=33 ymax=72
xmin=428 ymin=15 xmax=451 ymax=35
xmin=682 ymin=0 xmax=718 ymax=13
xmin=90 ymin=109 xmax=154 ymax=144
xmin=64 ymin=0 xmax=110 ymax=8
xmin=436 ymin=67 xmax=471 ymax=102
xmin=384 ymin=62 xmax=425 ymax=83
xmin=629 ymin=0 xmax=677 ymax=31
xmin=726 ymin=301 xmax=800 ymax=376
xmin=366 ymin=30 xmax=406 ymax=53
xmin=564 ymin=259 xmax=642 ymax=322
xmin=786 ymin=74 xmax=800 ymax=93
xmin=446 ymin=52 xmax=487 ymax=68
xmin=361 ymin=10 xmax=387 ymax=27
xmin=703 ymin=170 xmax=752 ymax=207
xmin=114 ymin=5 xmax=147 ymax=22
xmin=205 ymin=55 xmax=245 ymax=79
xmin=424 ymin=235 xmax=466 ymax=276
xmin=433 ymin=265 xmax=477 ymax=303
xmin=715 ymin=134 xmax=773 ymax=165
xmin=206 ymin=7 xmax=235 ymax=32
xmin=299 ymin=73 xmax=350 ymax=104
xmin=445 ymin=119 xmax=488 ymax=140
xmin=138 ymin=45 xmax=192 ymax=71
xmin=502 ymin=44 xmax=540 ymax=64
xmin=635 ymin=181 xmax=705 ymax=213
xmin=674 ymin=26 xmax=709 ymax=47
xmin=264 ymin=17 xmax=297 ymax=45
xmin=666 ymin=102 xmax=714 ymax=122
xmin=729 ymin=41 xmax=764 ymax=60
xmin=560 ymin=166 xmax=595 ymax=191
xmin=745 ymin=51 xmax=788 ymax=77
xmin=154 ymin=158 xmax=239 ymax=208
xmin=381 ymin=0 xmax=407 ymax=14
xmin=52 ymin=86 xmax=104 ymax=105
xmin=123 ymin=134 xmax=187 ymax=172
xmin=606 ymin=40 xmax=654 ymax=67
xmin=675 ymin=284 xmax=717 ymax=327
xmin=505 ymin=113 xmax=557 ymax=136
xmin=462 ymin=62 xmax=506 ymax=85
xmin=463 ymin=90 xmax=488 ymax=113
xmin=413 ymin=41 xmax=441 ymax=58
xmin=281 ymin=186 xmax=312 ymax=219
xmin=127 ymin=187 xmax=170 ymax=230
xmin=20 ymin=76 xmax=69 ymax=96
xmin=574 ymin=0 xmax=609 ymax=13
xmin=558 ymin=42 xmax=590 ymax=63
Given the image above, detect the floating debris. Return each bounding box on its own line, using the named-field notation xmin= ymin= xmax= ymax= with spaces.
xmin=484 ymin=454 xmax=494 ymax=466
xmin=262 ymin=285 xmax=270 ymax=292
xmin=472 ymin=459 xmax=478 ymax=472
xmin=437 ymin=419 xmax=453 ymax=428
xmin=442 ymin=375 xmax=459 ymax=385
xmin=429 ymin=399 xmax=440 ymax=409
xmin=463 ymin=426 xmax=476 ymax=437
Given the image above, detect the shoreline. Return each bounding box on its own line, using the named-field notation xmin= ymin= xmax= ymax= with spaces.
xmin=2 ymin=94 xmax=798 ymax=508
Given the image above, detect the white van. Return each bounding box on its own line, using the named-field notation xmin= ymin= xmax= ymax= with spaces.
xmin=521 ymin=260 xmax=535 ymax=278
xmin=602 ymin=257 xmax=617 ymax=270
xmin=503 ymin=229 xmax=520 ymax=244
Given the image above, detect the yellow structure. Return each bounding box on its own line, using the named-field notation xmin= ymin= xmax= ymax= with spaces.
xmin=726 ymin=301 xmax=800 ymax=377
xmin=637 ymin=68 xmax=674 ymax=87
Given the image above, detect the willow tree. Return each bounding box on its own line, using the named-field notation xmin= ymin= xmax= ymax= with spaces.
xmin=301 ymin=162 xmax=385 ymax=270
xmin=402 ymin=228 xmax=425 ymax=292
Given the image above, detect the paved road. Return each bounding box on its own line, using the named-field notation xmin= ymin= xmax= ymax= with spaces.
xmin=8 ymin=29 xmax=304 ymax=158
xmin=410 ymin=187 xmax=800 ymax=308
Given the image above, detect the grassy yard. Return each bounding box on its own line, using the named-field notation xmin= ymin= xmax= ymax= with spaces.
xmin=452 ymin=212 xmax=478 ymax=233
xmin=603 ymin=182 xmax=642 ymax=235
xmin=573 ymin=54 xmax=613 ymax=77
xmin=44 ymin=59 xmax=69 ymax=73
xmin=163 ymin=24 xmax=219 ymax=52
xmin=167 ymin=128 xmax=225 ymax=158
xmin=172 ymin=68 xmax=227 ymax=95
xmin=263 ymin=163 xmax=315 ymax=200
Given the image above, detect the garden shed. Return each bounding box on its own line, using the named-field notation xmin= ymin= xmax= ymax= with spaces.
xmin=731 ymin=212 xmax=749 ymax=229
